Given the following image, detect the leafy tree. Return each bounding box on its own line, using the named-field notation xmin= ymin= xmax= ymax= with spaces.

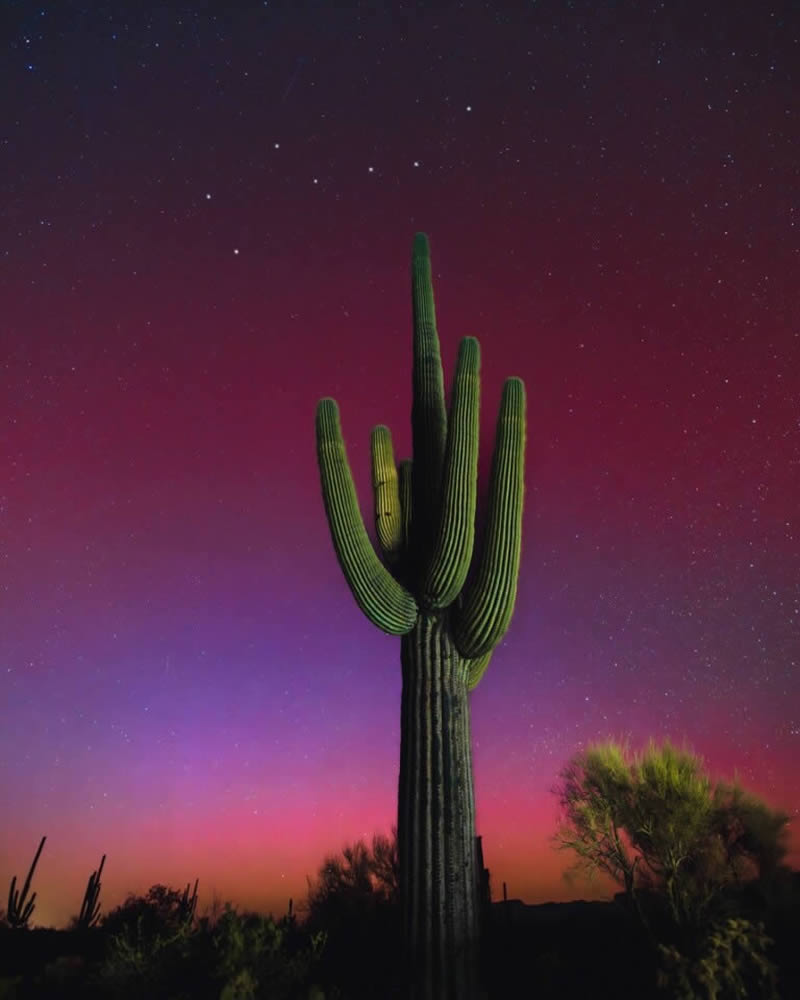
xmin=553 ymin=739 xmax=790 ymax=998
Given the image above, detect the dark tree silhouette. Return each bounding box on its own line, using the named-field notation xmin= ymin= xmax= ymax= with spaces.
xmin=100 ymin=883 xmax=199 ymax=943
xmin=304 ymin=830 xmax=401 ymax=996
xmin=305 ymin=829 xmax=399 ymax=929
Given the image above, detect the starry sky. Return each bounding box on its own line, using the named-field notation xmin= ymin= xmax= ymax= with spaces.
xmin=2 ymin=0 xmax=798 ymax=930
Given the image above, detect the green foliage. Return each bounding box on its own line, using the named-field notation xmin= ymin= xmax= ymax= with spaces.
xmin=711 ymin=782 xmax=792 ymax=882
xmin=100 ymin=883 xmax=199 ymax=942
xmin=92 ymin=887 xmax=326 ymax=1000
xmin=212 ymin=906 xmax=326 ymax=999
xmin=93 ymin=910 xmax=196 ymax=999
xmin=554 ymin=741 xmax=637 ymax=891
xmin=657 ymin=917 xmax=779 ymax=1000
xmin=555 ymin=741 xmax=790 ymax=920
xmin=553 ymin=739 xmax=790 ymax=995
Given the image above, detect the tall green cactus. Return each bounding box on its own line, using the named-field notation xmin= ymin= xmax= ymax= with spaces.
xmin=7 ymin=836 xmax=46 ymax=929
xmin=315 ymin=233 xmax=526 ymax=999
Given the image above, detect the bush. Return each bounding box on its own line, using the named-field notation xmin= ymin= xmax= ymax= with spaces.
xmin=89 ymin=887 xmax=326 ymax=1000
xmin=657 ymin=917 xmax=778 ymax=999
xmin=553 ymin=740 xmax=791 ymax=995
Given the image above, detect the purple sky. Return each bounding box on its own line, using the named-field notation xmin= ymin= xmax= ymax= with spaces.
xmin=2 ymin=0 xmax=798 ymax=929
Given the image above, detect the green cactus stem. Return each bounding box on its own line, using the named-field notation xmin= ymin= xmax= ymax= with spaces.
xmin=316 ymin=399 xmax=418 ymax=635
xmin=77 ymin=854 xmax=105 ymax=930
xmin=421 ymin=336 xmax=480 ymax=610
xmin=466 ymin=650 xmax=493 ymax=692
xmin=410 ymin=232 xmax=448 ymax=568
xmin=453 ymin=377 xmax=526 ymax=659
xmin=7 ymin=835 xmax=46 ymax=929
xmin=371 ymin=424 xmax=403 ymax=565
xmin=315 ymin=232 xmax=526 ymax=999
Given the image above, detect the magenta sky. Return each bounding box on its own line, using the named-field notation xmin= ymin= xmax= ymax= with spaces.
xmin=2 ymin=1 xmax=798 ymax=929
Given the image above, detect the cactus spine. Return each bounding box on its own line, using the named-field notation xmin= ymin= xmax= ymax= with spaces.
xmin=315 ymin=233 xmax=526 ymax=999
xmin=7 ymin=836 xmax=46 ymax=929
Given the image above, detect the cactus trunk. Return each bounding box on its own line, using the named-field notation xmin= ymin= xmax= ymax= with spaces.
xmin=315 ymin=232 xmax=526 ymax=998
xmin=399 ymin=612 xmax=480 ymax=999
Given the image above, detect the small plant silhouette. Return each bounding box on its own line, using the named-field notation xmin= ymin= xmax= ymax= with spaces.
xmin=6 ymin=835 xmax=46 ymax=929
xmin=74 ymin=853 xmax=106 ymax=930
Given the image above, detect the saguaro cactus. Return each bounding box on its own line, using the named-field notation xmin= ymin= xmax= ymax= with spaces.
xmin=7 ymin=836 xmax=46 ymax=929
xmin=178 ymin=878 xmax=199 ymax=926
xmin=76 ymin=854 xmax=106 ymax=930
xmin=315 ymin=234 xmax=525 ymax=998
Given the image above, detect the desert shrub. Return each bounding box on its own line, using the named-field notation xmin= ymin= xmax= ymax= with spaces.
xmin=553 ymin=739 xmax=790 ymax=991
xmin=211 ymin=905 xmax=326 ymax=1000
xmin=91 ymin=911 xmax=198 ymax=999
xmin=657 ymin=917 xmax=778 ymax=999
xmin=90 ymin=891 xmax=325 ymax=1000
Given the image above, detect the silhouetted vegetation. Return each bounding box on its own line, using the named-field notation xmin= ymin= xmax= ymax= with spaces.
xmin=553 ymin=739 xmax=793 ymax=998
xmin=5 ymin=837 xmax=46 ymax=930
xmin=70 ymin=854 xmax=106 ymax=932
xmin=302 ymin=830 xmax=401 ymax=997
xmin=1 ymin=785 xmax=797 ymax=998
xmin=0 ymin=883 xmax=326 ymax=1000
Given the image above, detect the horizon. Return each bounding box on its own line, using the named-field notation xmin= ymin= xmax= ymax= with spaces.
xmin=2 ymin=1 xmax=797 ymax=934
xmin=11 ymin=807 xmax=799 ymax=932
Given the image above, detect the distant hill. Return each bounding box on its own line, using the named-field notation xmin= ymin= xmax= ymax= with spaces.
xmin=490 ymin=895 xmax=625 ymax=926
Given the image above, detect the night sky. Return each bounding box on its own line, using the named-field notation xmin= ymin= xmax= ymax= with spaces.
xmin=2 ymin=1 xmax=798 ymax=930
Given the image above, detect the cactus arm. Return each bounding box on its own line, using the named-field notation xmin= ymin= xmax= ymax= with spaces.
xmin=422 ymin=337 xmax=480 ymax=609
xmin=317 ymin=398 xmax=418 ymax=635
xmin=371 ymin=425 xmax=403 ymax=564
xmin=411 ymin=233 xmax=447 ymax=562
xmin=453 ymin=378 xmax=526 ymax=659
xmin=7 ymin=835 xmax=46 ymax=928
xmin=19 ymin=893 xmax=36 ymax=926
xmin=466 ymin=650 xmax=493 ymax=691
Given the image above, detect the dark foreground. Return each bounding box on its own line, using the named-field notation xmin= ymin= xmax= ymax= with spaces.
xmin=1 ymin=890 xmax=799 ymax=999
